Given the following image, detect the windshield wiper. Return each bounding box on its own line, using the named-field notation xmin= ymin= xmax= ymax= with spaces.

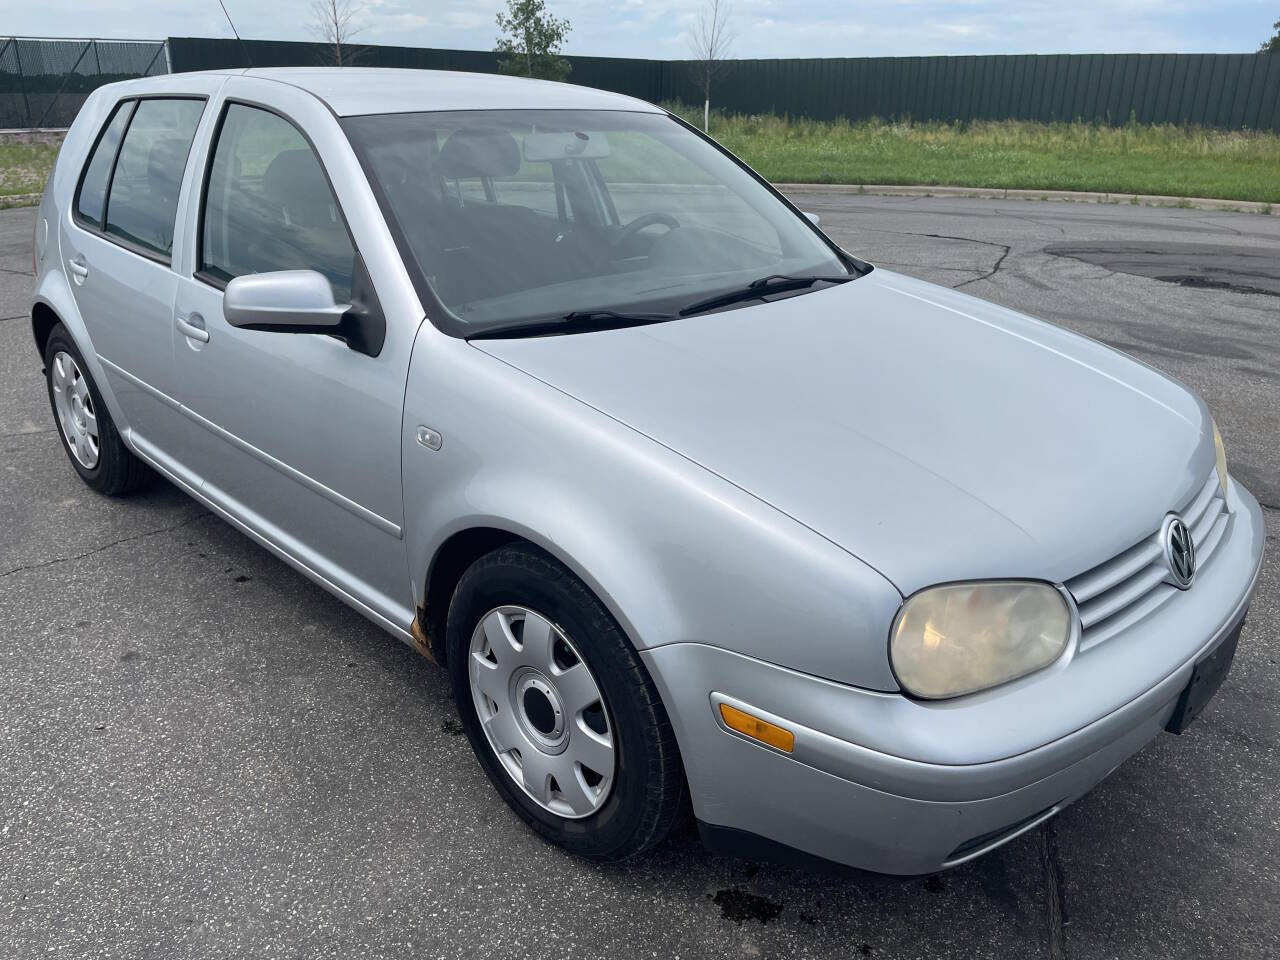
xmin=468 ymin=309 xmax=678 ymax=340
xmin=467 ymin=275 xmax=857 ymax=339
xmin=679 ymin=274 xmax=856 ymax=317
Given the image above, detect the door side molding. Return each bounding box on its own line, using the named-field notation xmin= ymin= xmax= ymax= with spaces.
xmin=98 ymin=354 xmax=402 ymax=538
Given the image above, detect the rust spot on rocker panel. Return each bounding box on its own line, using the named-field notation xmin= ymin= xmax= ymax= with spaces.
xmin=410 ymin=606 xmax=437 ymax=663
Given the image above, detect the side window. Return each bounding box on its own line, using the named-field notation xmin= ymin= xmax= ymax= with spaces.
xmin=103 ymin=98 xmax=205 ymax=259
xmin=200 ymin=104 xmax=355 ymax=302
xmin=75 ymin=101 xmax=134 ymax=228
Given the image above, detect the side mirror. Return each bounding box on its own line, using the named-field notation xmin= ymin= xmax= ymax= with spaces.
xmin=803 ymin=211 xmax=821 ymax=226
xmin=224 ymin=270 xmax=350 ymax=331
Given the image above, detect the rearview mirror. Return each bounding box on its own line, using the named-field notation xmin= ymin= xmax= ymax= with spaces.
xmin=523 ymin=131 xmax=610 ymax=162
xmin=803 ymin=211 xmax=821 ymax=226
xmin=224 ymin=270 xmax=350 ymax=331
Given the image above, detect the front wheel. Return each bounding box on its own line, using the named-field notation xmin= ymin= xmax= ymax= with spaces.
xmin=446 ymin=543 xmax=687 ymax=862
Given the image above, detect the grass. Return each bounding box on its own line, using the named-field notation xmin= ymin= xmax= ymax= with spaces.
xmin=0 ymin=141 xmax=59 ymax=199
xmin=4 ymin=110 xmax=1280 ymax=205
xmin=667 ymin=104 xmax=1280 ymax=204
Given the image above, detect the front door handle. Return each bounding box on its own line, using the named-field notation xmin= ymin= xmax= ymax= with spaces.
xmin=67 ymin=255 xmax=89 ymax=283
xmin=176 ymin=312 xmax=209 ymax=343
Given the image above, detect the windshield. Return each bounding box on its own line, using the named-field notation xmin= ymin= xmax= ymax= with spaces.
xmin=341 ymin=109 xmax=855 ymax=336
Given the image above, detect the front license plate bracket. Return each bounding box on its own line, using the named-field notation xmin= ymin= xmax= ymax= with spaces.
xmin=1165 ymin=618 xmax=1245 ymax=735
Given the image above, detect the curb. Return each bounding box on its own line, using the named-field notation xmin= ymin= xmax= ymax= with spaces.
xmin=0 ymin=193 xmax=41 ymax=209
xmin=4 ymin=185 xmax=1273 ymax=216
xmin=775 ymin=183 xmax=1277 ymax=216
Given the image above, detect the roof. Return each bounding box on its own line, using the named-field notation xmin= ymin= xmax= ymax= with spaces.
xmin=199 ymin=67 xmax=665 ymax=117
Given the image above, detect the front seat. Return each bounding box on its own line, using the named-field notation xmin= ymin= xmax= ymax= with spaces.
xmin=258 ymin=148 xmax=353 ymax=299
xmin=434 ymin=128 xmax=557 ymax=302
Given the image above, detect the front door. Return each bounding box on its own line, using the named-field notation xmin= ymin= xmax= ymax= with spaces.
xmin=171 ymin=90 xmax=417 ymax=632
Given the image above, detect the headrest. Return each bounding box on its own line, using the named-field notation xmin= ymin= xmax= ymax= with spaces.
xmin=263 ymin=149 xmax=336 ymax=228
xmin=437 ymin=127 xmax=521 ymax=180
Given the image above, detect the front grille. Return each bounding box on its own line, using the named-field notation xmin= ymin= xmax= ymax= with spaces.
xmin=1066 ymin=471 xmax=1228 ymax=650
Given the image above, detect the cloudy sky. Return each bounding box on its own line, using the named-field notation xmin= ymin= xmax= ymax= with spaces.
xmin=7 ymin=0 xmax=1277 ymax=59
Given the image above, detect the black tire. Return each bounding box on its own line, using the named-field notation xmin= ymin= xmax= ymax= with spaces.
xmin=43 ymin=324 xmax=148 ymax=496
xmin=447 ymin=543 xmax=687 ymax=862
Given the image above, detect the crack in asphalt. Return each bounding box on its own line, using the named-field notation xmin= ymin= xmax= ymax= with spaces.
xmin=858 ymin=229 xmax=1014 ymax=288
xmin=1040 ymin=821 xmax=1067 ymax=960
xmin=0 ymin=512 xmax=211 ymax=581
xmin=1180 ymin=214 xmax=1244 ymax=238
xmin=895 ymin=230 xmax=1011 ymax=250
xmin=865 ymin=260 xmax=979 ymax=273
xmin=0 ymin=428 xmax=55 ymax=439
xmin=997 ymin=208 xmax=1068 ymax=237
xmin=954 ymin=242 xmax=1012 ymax=288
xmin=1068 ymin=268 xmax=1117 ymax=282
xmin=0 ymin=313 xmax=26 ymax=323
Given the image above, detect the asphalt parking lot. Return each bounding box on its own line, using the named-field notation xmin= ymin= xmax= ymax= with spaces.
xmin=1 ymin=195 xmax=1277 ymax=960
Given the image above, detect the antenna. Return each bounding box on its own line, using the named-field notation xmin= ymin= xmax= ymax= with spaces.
xmin=216 ymin=0 xmax=255 ymax=68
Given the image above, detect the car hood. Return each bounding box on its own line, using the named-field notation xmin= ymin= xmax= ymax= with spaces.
xmin=472 ymin=268 xmax=1214 ymax=594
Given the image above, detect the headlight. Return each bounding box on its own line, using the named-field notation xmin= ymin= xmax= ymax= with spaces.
xmin=1212 ymin=419 xmax=1229 ymax=502
xmin=890 ymin=581 xmax=1072 ymax=699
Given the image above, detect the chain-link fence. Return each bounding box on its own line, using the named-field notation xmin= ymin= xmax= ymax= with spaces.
xmin=0 ymin=37 xmax=168 ymax=130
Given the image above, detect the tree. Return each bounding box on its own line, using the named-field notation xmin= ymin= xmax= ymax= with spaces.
xmin=495 ymin=0 xmax=572 ymax=83
xmin=311 ymin=0 xmax=363 ymax=67
xmin=1262 ymin=18 xmax=1280 ymax=52
xmin=688 ymin=0 xmax=735 ymax=132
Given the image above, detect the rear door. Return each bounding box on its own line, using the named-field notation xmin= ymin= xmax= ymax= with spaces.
xmin=59 ymin=85 xmax=216 ymax=461
xmin=170 ymin=78 xmax=423 ymax=632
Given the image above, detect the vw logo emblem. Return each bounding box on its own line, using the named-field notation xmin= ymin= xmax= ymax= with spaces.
xmin=1162 ymin=515 xmax=1196 ymax=590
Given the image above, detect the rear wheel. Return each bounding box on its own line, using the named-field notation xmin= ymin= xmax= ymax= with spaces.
xmin=44 ymin=324 xmax=148 ymax=495
xmin=447 ymin=543 xmax=687 ymax=862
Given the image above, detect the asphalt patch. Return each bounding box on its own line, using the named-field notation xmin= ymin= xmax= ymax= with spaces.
xmin=1046 ymin=242 xmax=1280 ymax=297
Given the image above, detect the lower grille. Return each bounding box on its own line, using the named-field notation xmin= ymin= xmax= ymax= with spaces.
xmin=1066 ymin=471 xmax=1228 ymax=650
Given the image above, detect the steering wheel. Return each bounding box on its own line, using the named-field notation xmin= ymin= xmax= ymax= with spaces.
xmin=611 ymin=212 xmax=681 ymax=250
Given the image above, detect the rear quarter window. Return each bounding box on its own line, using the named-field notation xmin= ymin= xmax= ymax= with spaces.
xmin=74 ymin=101 xmax=134 ymax=228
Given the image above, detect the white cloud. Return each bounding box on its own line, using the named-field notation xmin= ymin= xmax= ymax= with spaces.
xmin=3 ymin=0 xmax=1269 ymax=58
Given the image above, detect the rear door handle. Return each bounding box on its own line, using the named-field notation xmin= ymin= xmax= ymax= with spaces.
xmin=67 ymin=256 xmax=89 ymax=282
xmin=176 ymin=312 xmax=209 ymax=343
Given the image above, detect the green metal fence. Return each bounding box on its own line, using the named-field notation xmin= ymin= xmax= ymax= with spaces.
xmin=661 ymin=53 xmax=1280 ymax=130
xmin=168 ymin=39 xmax=1280 ymax=132
xmin=165 ymin=37 xmax=667 ymax=106
xmin=25 ymin=37 xmax=1280 ymax=134
xmin=0 ymin=37 xmax=168 ymax=129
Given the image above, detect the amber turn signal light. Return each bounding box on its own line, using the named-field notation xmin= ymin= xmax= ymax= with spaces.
xmin=718 ymin=702 xmax=795 ymax=753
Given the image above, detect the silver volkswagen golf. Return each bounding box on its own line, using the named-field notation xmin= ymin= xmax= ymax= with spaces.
xmin=31 ymin=68 xmax=1265 ymax=875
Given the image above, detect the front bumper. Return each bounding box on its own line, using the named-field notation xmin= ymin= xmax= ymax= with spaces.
xmin=641 ymin=480 xmax=1265 ymax=875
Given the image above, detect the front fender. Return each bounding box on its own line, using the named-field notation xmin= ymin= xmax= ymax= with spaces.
xmin=402 ymin=329 xmax=903 ymax=692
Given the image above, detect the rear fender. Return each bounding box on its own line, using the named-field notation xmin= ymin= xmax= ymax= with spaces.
xmin=32 ymin=269 xmax=133 ymax=440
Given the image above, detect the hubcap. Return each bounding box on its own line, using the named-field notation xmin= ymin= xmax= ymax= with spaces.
xmin=50 ymin=351 xmax=99 ymax=469
xmin=468 ymin=605 xmax=616 ymax=819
